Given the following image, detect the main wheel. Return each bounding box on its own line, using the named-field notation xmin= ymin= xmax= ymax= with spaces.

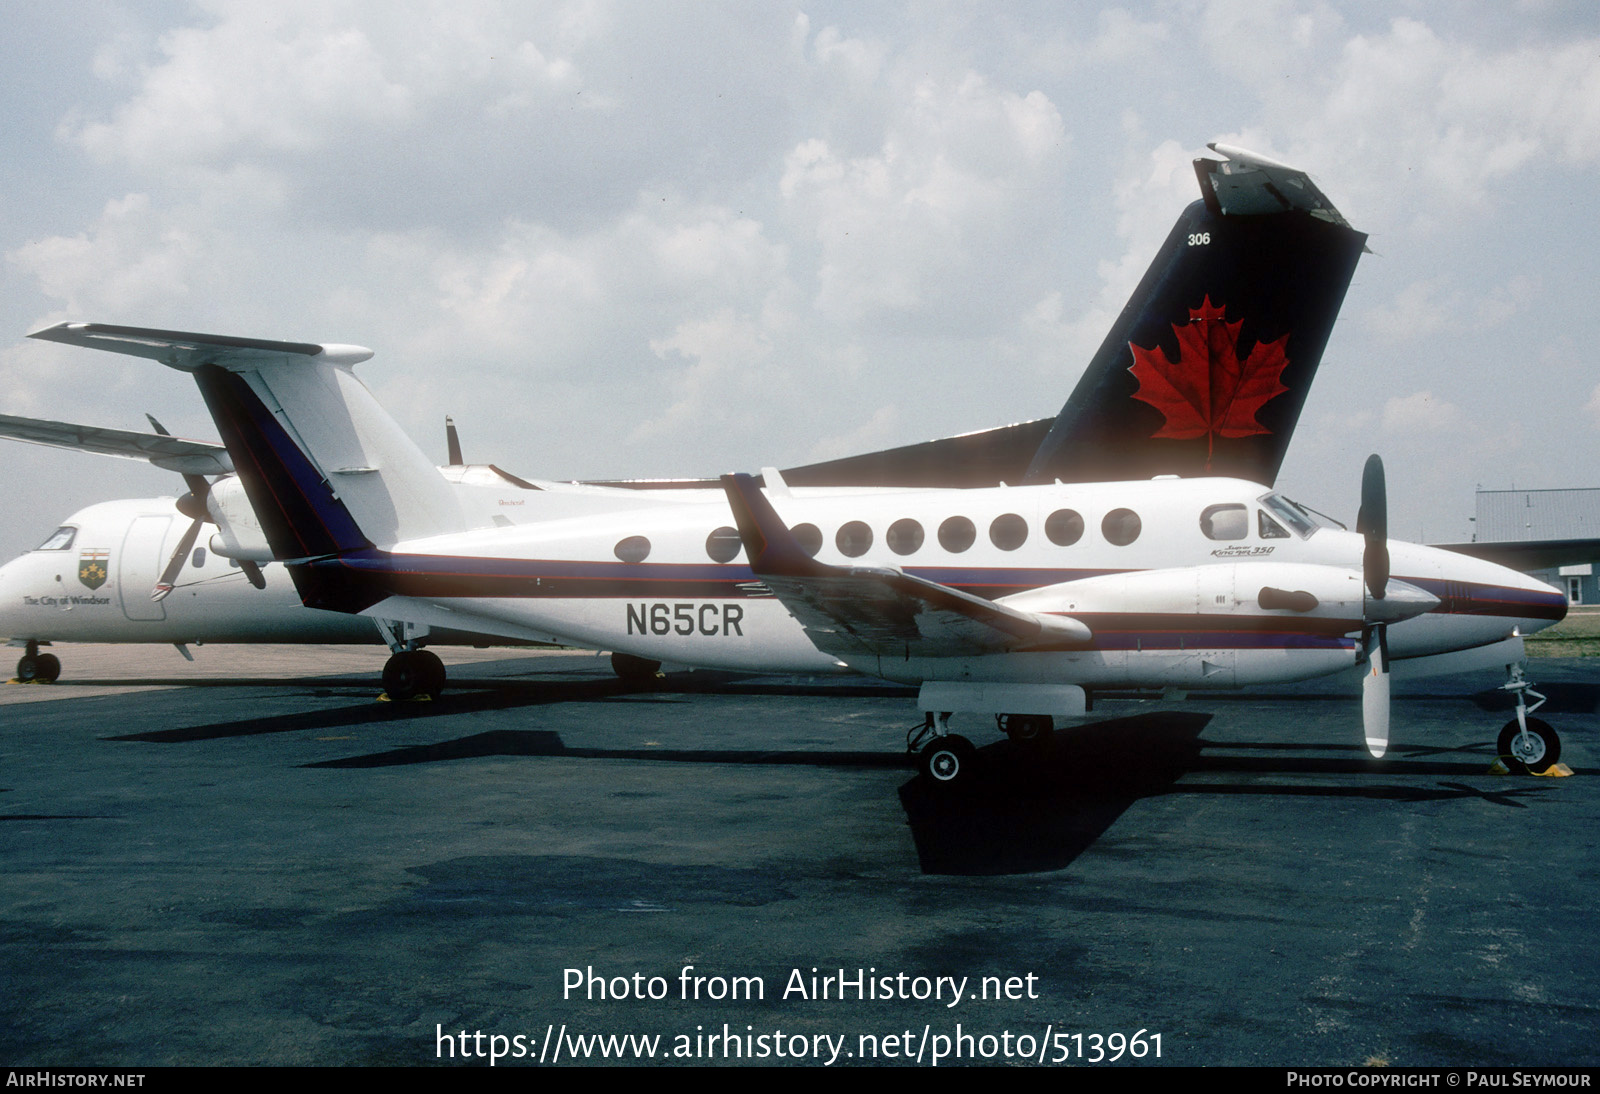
xmin=383 ymin=650 xmax=445 ymax=701
xmin=15 ymin=654 xmax=39 ymax=682
xmin=920 ymin=734 xmax=977 ymax=788
xmin=998 ymin=713 xmax=1053 ymax=751
xmin=31 ymin=653 xmax=61 ymax=683
xmin=1498 ymin=717 xmax=1560 ymax=774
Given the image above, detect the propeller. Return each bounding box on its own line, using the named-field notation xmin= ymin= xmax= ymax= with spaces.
xmin=147 ymin=415 xmax=265 ymax=600
xmin=1356 ymin=453 xmax=1390 ymax=758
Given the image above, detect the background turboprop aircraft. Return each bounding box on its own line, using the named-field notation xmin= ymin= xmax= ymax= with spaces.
xmin=30 ymin=145 xmax=1573 ymax=787
xmin=6 ymin=146 xmax=1368 ymax=692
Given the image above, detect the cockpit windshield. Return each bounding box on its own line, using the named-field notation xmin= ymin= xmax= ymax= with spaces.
xmin=35 ymin=526 xmax=77 ymax=551
xmin=1257 ymin=494 xmax=1319 ymax=539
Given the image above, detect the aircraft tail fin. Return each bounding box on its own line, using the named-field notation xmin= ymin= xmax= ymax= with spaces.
xmin=27 ymin=323 xmax=467 ymax=558
xmin=1023 ymin=143 xmax=1368 ymax=486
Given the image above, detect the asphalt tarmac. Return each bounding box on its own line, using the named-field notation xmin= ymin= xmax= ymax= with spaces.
xmin=1 ymin=644 xmax=1595 ymax=1068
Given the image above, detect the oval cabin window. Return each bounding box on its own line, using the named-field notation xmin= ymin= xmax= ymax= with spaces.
xmin=1102 ymin=509 xmax=1141 ymax=546
xmin=836 ymin=521 xmax=873 ymax=558
xmin=989 ymin=513 xmax=1028 ymax=551
xmin=938 ymin=516 xmax=976 ymax=553
xmin=614 ymin=535 xmax=651 ymax=563
xmin=887 ymin=518 xmax=924 ymax=556
xmin=1045 ymin=509 xmax=1084 ymax=546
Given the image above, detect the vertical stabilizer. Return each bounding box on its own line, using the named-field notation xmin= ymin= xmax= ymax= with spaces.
xmin=1023 ymin=145 xmax=1367 ymax=485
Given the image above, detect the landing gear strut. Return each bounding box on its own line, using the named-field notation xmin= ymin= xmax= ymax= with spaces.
xmin=14 ymin=641 xmax=61 ymax=683
xmin=1497 ymin=663 xmax=1560 ymax=774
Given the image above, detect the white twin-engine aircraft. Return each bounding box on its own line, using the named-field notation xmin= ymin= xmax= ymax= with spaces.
xmin=8 ymin=144 xmax=1364 ymax=689
xmin=15 ymin=144 xmax=1570 ymax=784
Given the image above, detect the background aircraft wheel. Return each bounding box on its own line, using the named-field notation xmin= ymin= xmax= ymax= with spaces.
xmin=383 ymin=650 xmax=445 ymax=701
xmin=1498 ymin=717 xmax=1560 ymax=774
xmin=611 ymin=652 xmax=663 ymax=683
xmin=920 ymin=734 xmax=977 ymax=788
xmin=31 ymin=653 xmax=61 ymax=683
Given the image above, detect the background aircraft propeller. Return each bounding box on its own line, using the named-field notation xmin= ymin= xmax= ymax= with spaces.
xmin=1357 ymin=453 xmax=1390 ymax=757
xmin=146 ymin=415 xmax=264 ymax=600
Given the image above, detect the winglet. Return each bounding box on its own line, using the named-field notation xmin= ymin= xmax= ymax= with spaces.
xmin=720 ymin=473 xmax=823 ymax=577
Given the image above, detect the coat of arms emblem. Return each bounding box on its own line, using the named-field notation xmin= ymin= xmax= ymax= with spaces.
xmin=78 ymin=549 xmax=109 ymax=590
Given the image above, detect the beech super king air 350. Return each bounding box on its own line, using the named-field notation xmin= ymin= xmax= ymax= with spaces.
xmin=23 ymin=144 xmax=1569 ymax=782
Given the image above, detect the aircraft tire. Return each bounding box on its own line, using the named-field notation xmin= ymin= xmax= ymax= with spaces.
xmin=15 ymin=654 xmax=39 ymax=682
xmin=1498 ymin=717 xmax=1560 ymax=775
xmin=998 ymin=713 xmax=1053 ymax=751
xmin=920 ymin=734 xmax=977 ymax=789
xmin=384 ymin=650 xmax=445 ymax=701
xmin=31 ymin=654 xmax=61 ymax=683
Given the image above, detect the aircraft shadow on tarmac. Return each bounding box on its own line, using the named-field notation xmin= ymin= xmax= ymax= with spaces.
xmin=99 ymin=674 xmax=1568 ymax=877
xmin=897 ymin=713 xmax=1561 ymax=875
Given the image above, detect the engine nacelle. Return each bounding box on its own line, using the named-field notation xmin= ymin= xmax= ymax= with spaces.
xmin=204 ymin=476 xmax=274 ymax=562
xmin=998 ymin=562 xmax=1373 ymax=624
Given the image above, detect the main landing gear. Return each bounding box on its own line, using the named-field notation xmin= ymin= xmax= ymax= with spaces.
xmin=13 ymin=641 xmax=61 ymax=684
xmin=1497 ymin=663 xmax=1561 ymax=774
xmin=382 ymin=648 xmax=445 ymax=702
xmin=373 ymin=619 xmax=444 ymax=701
xmin=909 ymin=714 xmax=977 ymax=788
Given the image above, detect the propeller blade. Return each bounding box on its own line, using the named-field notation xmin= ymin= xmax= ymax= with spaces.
xmin=239 ymin=559 xmax=266 ymax=589
xmin=1357 ymin=453 xmax=1389 ymax=600
xmin=151 ymin=518 xmax=204 ymax=602
xmin=1361 ymin=624 xmax=1390 ymax=758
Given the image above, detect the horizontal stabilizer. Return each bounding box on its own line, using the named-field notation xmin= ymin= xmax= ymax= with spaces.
xmin=29 ymin=322 xmax=372 ymax=371
xmin=721 ymin=473 xmax=1091 ymax=661
xmin=0 ymin=412 xmax=232 ymax=475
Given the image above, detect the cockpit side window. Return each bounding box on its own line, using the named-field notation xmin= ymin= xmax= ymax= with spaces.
xmin=1258 ymin=493 xmax=1317 ymax=538
xmin=1258 ymin=510 xmax=1290 ymax=539
xmin=36 ymin=526 xmax=76 ymax=551
xmin=1200 ymin=504 xmax=1248 ymax=541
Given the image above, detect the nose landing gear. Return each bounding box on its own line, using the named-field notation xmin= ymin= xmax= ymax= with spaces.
xmin=1497 ymin=664 xmax=1561 ymax=774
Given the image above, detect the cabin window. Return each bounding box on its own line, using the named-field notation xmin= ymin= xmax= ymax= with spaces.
xmin=887 ymin=518 xmax=924 ymax=556
xmin=705 ymin=526 xmax=742 ymax=563
xmin=989 ymin=513 xmax=1028 ymax=551
xmin=938 ymin=516 xmax=976 ymax=553
xmin=614 ymin=535 xmax=651 ymax=563
xmin=1103 ymin=508 xmax=1142 ymax=546
xmin=36 ymin=526 xmax=76 ymax=551
xmin=836 ymin=521 xmax=873 ymax=558
xmin=1258 ymin=511 xmax=1290 ymax=539
xmin=1045 ymin=509 xmax=1084 ymax=546
xmin=792 ymin=523 xmax=823 ymax=558
xmin=1200 ymin=504 xmax=1248 ymax=541
xmin=191 ymin=548 xmax=207 ymax=568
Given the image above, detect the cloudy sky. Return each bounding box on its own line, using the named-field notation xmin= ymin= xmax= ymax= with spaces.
xmin=3 ymin=0 xmax=1598 ymax=560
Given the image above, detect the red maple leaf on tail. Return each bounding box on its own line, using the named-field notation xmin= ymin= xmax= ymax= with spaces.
xmin=1127 ymin=296 xmax=1290 ymax=468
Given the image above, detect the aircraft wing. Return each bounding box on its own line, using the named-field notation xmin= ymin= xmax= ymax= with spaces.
xmin=0 ymin=412 xmax=233 ymax=476
xmin=721 ymin=473 xmax=1090 ymax=660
